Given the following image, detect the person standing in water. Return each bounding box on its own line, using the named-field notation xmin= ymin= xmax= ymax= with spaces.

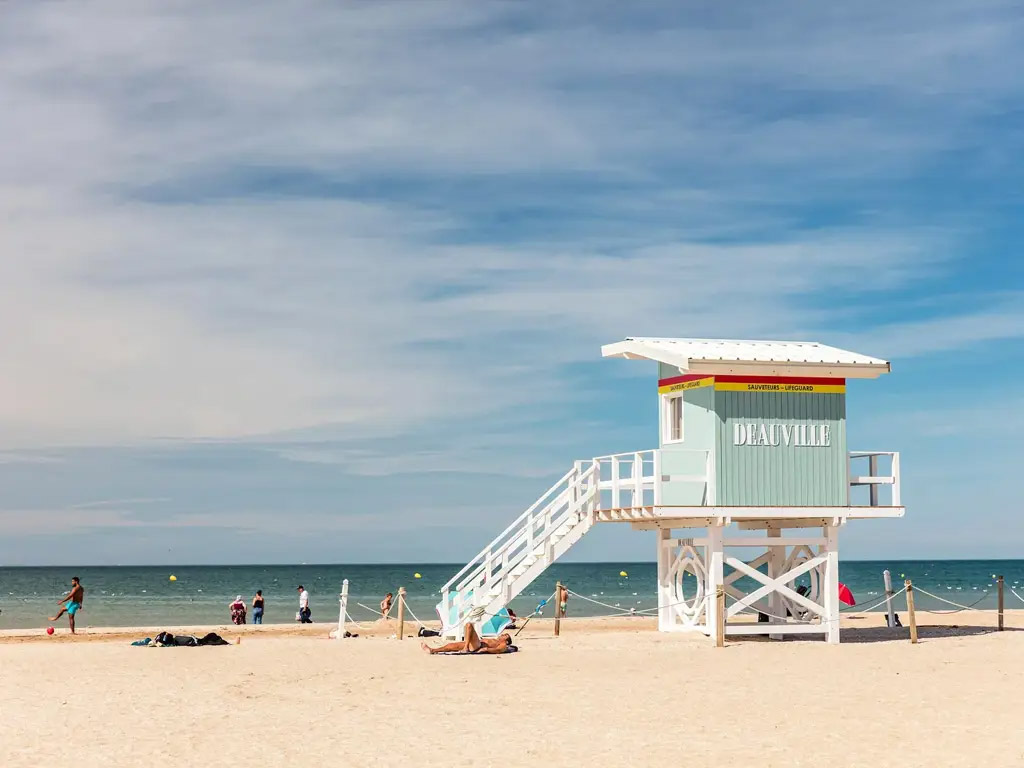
xmin=49 ymin=576 xmax=85 ymax=634
xmin=380 ymin=592 xmax=394 ymax=619
xmin=558 ymin=584 xmax=569 ymax=616
xmin=252 ymin=590 xmax=265 ymax=624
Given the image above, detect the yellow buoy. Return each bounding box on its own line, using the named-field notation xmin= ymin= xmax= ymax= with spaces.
xmin=619 ymin=571 xmax=628 ymax=578
xmin=414 ymin=572 xmax=422 ymax=579
xmin=169 ymin=575 xmax=177 ymax=581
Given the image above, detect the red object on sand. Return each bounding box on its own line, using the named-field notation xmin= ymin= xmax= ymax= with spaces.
xmin=838 ymin=582 xmax=856 ymax=606
xmin=46 ymin=626 xmax=55 ymax=635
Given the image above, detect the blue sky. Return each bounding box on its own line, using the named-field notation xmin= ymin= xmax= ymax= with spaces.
xmin=1 ymin=1 xmax=1022 ymax=565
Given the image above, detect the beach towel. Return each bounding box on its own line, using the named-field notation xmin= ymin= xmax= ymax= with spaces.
xmin=436 ymin=591 xmax=512 ymax=637
xmin=435 ymin=645 xmax=519 ymax=656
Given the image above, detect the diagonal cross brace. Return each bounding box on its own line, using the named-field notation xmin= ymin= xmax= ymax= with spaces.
xmin=725 ymin=556 xmax=827 ymax=618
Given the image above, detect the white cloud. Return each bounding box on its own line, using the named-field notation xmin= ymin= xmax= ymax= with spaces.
xmin=837 ymin=295 xmax=1024 ymax=359
xmin=0 ymin=0 xmax=1020 ymax=458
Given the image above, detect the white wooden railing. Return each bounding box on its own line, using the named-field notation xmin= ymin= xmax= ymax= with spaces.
xmin=593 ymin=449 xmax=661 ymax=508
xmin=439 ymin=460 xmax=601 ymax=632
xmin=848 ymin=451 xmax=901 ymax=506
xmin=440 ymin=447 xmax=899 ymax=632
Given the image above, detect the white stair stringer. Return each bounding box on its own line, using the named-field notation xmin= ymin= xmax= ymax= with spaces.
xmin=438 ymin=461 xmax=601 ymax=638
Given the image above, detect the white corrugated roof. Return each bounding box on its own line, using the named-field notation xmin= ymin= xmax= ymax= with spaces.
xmin=601 ymin=337 xmax=890 ymax=378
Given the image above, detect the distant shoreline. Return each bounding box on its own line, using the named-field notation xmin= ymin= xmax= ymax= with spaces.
xmin=3 ymin=557 xmax=1023 ymax=567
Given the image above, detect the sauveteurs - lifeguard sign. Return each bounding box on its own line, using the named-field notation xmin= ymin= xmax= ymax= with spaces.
xmin=657 ymin=374 xmax=846 ymax=396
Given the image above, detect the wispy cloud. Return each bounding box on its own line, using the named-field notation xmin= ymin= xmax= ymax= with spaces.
xmin=5 ymin=2 xmax=1021 ymax=450
xmin=70 ymin=497 xmax=170 ymax=510
xmin=1 ymin=1 xmax=1023 ymax=560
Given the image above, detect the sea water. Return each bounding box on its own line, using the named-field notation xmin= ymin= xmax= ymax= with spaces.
xmin=0 ymin=560 xmax=1021 ymax=630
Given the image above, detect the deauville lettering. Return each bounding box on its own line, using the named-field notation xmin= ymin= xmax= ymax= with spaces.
xmin=733 ymin=423 xmax=831 ymax=447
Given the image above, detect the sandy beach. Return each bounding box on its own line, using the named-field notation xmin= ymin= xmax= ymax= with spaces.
xmin=2 ymin=611 xmax=1022 ymax=768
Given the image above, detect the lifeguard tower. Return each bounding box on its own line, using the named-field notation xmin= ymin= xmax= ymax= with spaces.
xmin=440 ymin=338 xmax=903 ymax=643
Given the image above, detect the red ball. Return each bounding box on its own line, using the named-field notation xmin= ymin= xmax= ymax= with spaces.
xmin=46 ymin=626 xmax=55 ymax=635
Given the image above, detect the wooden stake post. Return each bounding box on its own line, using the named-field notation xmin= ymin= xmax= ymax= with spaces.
xmin=715 ymin=585 xmax=725 ymax=647
xmin=997 ymin=575 xmax=1004 ymax=631
xmin=397 ymin=586 xmax=406 ymax=640
xmin=554 ymin=581 xmax=562 ymax=637
xmin=905 ymin=579 xmax=917 ymax=644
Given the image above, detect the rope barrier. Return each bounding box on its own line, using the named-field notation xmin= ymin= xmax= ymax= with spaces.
xmin=344 ymin=611 xmax=369 ymax=630
xmin=403 ymin=602 xmax=430 ymax=628
xmin=912 ymin=587 xmax=990 ymax=614
xmin=1011 ymin=588 xmax=1024 ymax=605
xmin=356 ymin=602 xmax=394 ymax=620
xmin=565 ymin=588 xmax=642 ymax=617
xmin=842 ymin=586 xmax=909 ymax=614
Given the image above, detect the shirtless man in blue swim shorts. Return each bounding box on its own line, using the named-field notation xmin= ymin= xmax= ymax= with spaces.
xmin=50 ymin=576 xmax=85 ymax=634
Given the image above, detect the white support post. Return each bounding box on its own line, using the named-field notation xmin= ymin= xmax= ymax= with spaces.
xmin=656 ymin=528 xmax=671 ymax=631
xmin=846 ymin=453 xmax=852 ymax=506
xmin=653 ymin=450 xmax=663 ymax=506
xmin=891 ymin=452 xmax=901 ymax=507
xmin=705 ymin=524 xmax=724 ymax=639
xmin=336 ymin=579 xmax=349 ymax=641
xmin=611 ymin=456 xmax=620 ymax=508
xmin=868 ymin=454 xmax=880 ymax=507
xmin=633 ymin=452 xmax=642 ymax=507
xmin=767 ymin=527 xmax=783 ymax=640
xmin=823 ymin=525 xmax=840 ymax=644
xmin=570 ymin=463 xmax=580 ymax=515
xmin=883 ymin=569 xmax=895 ymax=628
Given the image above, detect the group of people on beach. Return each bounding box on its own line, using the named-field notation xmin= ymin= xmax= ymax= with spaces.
xmin=228 ymin=591 xmax=265 ymax=624
xmin=44 ymin=576 xmax=567 ymax=653
xmin=228 ymin=585 xmax=312 ymax=625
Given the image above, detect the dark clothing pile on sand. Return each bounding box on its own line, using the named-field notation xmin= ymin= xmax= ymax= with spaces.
xmin=132 ymin=631 xmax=230 ymax=647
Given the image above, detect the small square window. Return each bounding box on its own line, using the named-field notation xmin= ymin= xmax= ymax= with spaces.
xmin=664 ymin=394 xmax=684 ymax=443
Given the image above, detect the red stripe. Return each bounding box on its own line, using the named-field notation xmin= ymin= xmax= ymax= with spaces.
xmin=659 ymin=374 xmax=846 ymax=386
xmin=657 ymin=374 xmax=711 ymax=387
xmin=714 ymin=375 xmax=845 ymax=385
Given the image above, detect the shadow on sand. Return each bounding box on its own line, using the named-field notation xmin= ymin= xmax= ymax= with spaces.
xmin=738 ymin=619 xmax=1021 ymax=644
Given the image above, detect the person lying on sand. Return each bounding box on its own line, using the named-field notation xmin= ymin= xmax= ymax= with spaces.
xmin=421 ymin=623 xmax=516 ymax=655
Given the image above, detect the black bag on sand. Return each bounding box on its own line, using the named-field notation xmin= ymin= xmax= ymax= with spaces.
xmin=417 ymin=627 xmax=440 ymax=638
xmin=198 ymin=632 xmax=230 ymax=646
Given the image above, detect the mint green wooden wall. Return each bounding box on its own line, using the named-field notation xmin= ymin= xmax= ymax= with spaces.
xmin=657 ymin=364 xmax=717 ymax=505
xmin=713 ymin=391 xmax=847 ymax=506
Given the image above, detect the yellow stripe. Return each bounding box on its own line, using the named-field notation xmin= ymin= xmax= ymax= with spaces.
xmin=714 ymin=382 xmax=846 ymax=394
xmin=658 ymin=377 xmax=714 ymax=395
